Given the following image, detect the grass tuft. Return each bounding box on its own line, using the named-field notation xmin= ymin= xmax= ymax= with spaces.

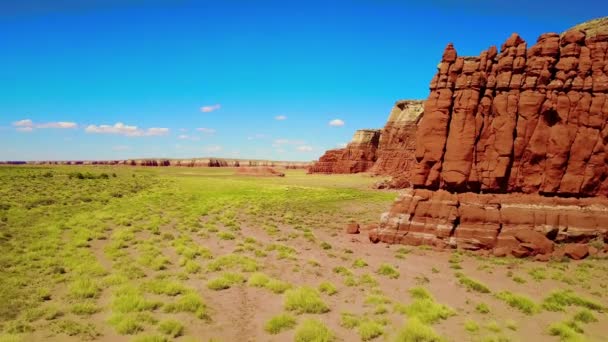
xmin=376 ymin=264 xmax=400 ymax=279
xmin=284 ymin=287 xmax=330 ymax=314
xmin=294 ymin=319 xmax=334 ymax=342
xmin=264 ymin=313 xmax=297 ymax=334
xmin=496 ymin=291 xmax=538 ymax=315
xmin=207 ymin=272 xmax=245 ymax=290
xmin=318 ymin=281 xmax=338 ymax=296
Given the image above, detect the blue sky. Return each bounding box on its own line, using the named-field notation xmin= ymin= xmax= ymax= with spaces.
xmin=1 ymin=0 xmax=606 ymax=161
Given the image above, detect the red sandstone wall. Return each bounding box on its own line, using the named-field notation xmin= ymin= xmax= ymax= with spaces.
xmin=413 ymin=30 xmax=608 ymax=197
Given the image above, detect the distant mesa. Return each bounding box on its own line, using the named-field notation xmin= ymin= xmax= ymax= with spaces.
xmin=0 ymin=158 xmax=310 ymax=169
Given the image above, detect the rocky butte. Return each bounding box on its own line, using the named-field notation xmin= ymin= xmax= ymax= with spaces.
xmin=308 ymin=100 xmax=424 ymax=184
xmin=366 ymin=18 xmax=608 ymax=259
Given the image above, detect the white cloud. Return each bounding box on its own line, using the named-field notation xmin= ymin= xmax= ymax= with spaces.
xmin=200 ymin=104 xmax=221 ymax=113
xmin=13 ymin=119 xmax=33 ymax=127
xmin=275 ymin=115 xmax=287 ymax=121
xmin=147 ymin=127 xmax=170 ymax=136
xmin=247 ymin=133 xmax=267 ymax=140
xmin=338 ymin=142 xmax=348 ymax=148
xmin=204 ymin=145 xmax=222 ymax=153
xmin=273 ymin=138 xmax=305 ymax=146
xmin=196 ymin=127 xmax=216 ymax=134
xmin=112 ymin=145 xmax=130 ymax=151
xmin=296 ymin=145 xmax=313 ymax=152
xmin=85 ymin=122 xmax=169 ymax=137
xmin=12 ymin=119 xmax=77 ymax=131
xmin=178 ymin=134 xmax=200 ymax=141
xmin=329 ymin=119 xmax=345 ymax=127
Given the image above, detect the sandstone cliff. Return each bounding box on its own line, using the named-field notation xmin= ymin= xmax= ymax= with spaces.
xmin=308 ymin=129 xmax=381 ymax=173
xmin=372 ymin=19 xmax=608 ymax=259
xmin=413 ymin=28 xmax=608 ymax=197
xmin=308 ymin=100 xmax=424 ymax=175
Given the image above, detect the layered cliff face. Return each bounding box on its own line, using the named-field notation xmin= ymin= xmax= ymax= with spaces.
xmin=370 ymin=100 xmax=424 ymax=178
xmin=308 ymin=100 xmax=423 ymax=175
xmin=372 ymin=21 xmax=608 ymax=259
xmin=413 ymin=29 xmax=608 ymax=197
xmin=308 ymin=129 xmax=381 ymax=173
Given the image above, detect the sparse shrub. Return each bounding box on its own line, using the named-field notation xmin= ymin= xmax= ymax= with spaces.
xmin=358 ymin=320 xmax=383 ymax=341
xmin=71 ymin=302 xmax=100 ymax=315
xmin=207 ymin=272 xmax=245 ymax=290
xmin=455 ymin=272 xmax=491 ymax=293
xmin=353 ymin=258 xmax=368 ymax=268
xmin=464 ymin=320 xmax=479 ymax=332
xmin=394 ymin=317 xmax=444 ymax=342
xmin=284 ymin=287 xmax=329 ymax=314
xmin=158 ymin=319 xmax=184 ymax=337
xmin=376 ymin=264 xmax=400 ymax=279
xmin=69 ymin=279 xmax=101 ymax=299
xmin=542 ymin=290 xmax=604 ymax=312
xmin=318 ymin=281 xmax=337 ymax=295
xmin=496 ymin=291 xmax=538 ymax=315
xmin=294 ymin=319 xmax=334 ymax=342
xmin=265 ymin=313 xmax=297 ymax=334
xmin=476 ymin=303 xmax=490 ymax=314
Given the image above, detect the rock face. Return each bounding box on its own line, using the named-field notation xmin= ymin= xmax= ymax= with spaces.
xmin=413 ymin=30 xmax=608 ymax=196
xmin=370 ymin=100 xmax=424 ymax=179
xmin=308 ymin=100 xmax=424 ymax=175
xmin=372 ymin=21 xmax=608 ymax=259
xmin=308 ymin=129 xmax=381 ymax=173
xmin=373 ymin=189 xmax=608 ymax=256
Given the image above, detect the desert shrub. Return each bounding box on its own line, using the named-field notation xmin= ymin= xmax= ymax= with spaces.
xmin=294 ymin=319 xmax=334 ymax=342
xmin=284 ymin=287 xmax=329 ymax=314
xmin=376 ymin=264 xmax=400 ymax=279
xmin=158 ymin=319 xmax=184 ymax=337
xmin=264 ymin=313 xmax=297 ymax=334
xmin=496 ymin=291 xmax=538 ymax=315
xmin=318 ymin=281 xmax=337 ymax=296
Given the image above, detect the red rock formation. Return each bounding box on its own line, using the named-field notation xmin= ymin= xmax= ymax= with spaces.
xmin=413 ymin=30 xmax=608 ymax=196
xmin=374 ymin=189 xmax=608 ymax=254
xmin=370 ymin=100 xmax=424 ymax=178
xmin=308 ymin=129 xmax=381 ymax=173
xmin=372 ymin=24 xmax=608 ymax=259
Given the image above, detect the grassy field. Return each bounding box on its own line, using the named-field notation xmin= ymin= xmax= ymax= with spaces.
xmin=0 ymin=166 xmax=607 ymax=342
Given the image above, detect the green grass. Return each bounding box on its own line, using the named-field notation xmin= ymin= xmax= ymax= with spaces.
xmin=353 ymin=258 xmax=368 ymax=268
xmin=542 ymin=290 xmax=605 ymax=312
xmin=284 ymin=287 xmax=330 ymax=314
xmin=394 ymin=287 xmax=454 ymax=324
xmin=318 ymin=281 xmax=338 ymax=295
xmin=142 ymin=279 xmax=188 ymax=296
xmin=340 ymin=312 xmax=361 ymax=328
xmin=294 ymin=319 xmax=334 ymax=342
xmin=394 ymin=317 xmax=444 ymax=342
xmin=207 ymin=272 xmax=245 ymax=290
xmin=548 ymin=321 xmax=585 ymax=342
xmin=68 ymin=279 xmax=101 ymax=299
xmin=112 ymin=286 xmax=162 ymax=313
xmin=247 ymin=273 xmax=292 ymax=293
xmin=358 ymin=320 xmax=384 ymax=341
xmin=455 ymin=272 xmax=491 ymax=293
xmin=70 ymin=302 xmax=100 ymax=316
xmin=496 ymin=291 xmax=539 ymax=315
xmin=163 ymin=292 xmax=207 ymax=319
xmin=158 ymin=319 xmax=184 ymax=337
xmin=476 ymin=303 xmax=490 ymax=314
xmin=376 ymin=264 xmax=400 ymax=279
xmin=264 ymin=313 xmax=297 ymax=334
xmin=464 ymin=319 xmax=479 ymax=332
